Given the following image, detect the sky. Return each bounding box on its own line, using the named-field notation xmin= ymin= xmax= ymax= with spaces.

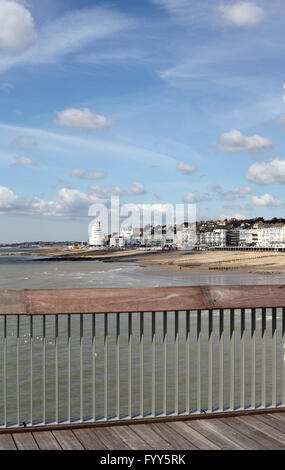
xmin=1 ymin=0 xmax=285 ymax=242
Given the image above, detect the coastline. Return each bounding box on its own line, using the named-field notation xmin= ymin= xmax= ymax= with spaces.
xmin=18 ymin=247 xmax=285 ymax=275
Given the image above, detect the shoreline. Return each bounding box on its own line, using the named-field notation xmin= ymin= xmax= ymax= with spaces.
xmin=11 ymin=247 xmax=285 ymax=275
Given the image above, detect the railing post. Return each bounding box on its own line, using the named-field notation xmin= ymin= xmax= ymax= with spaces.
xmin=261 ymin=308 xmax=266 ymax=409
xmin=208 ymin=309 xmax=213 ymax=413
xmin=230 ymin=309 xmax=235 ymax=411
xmin=251 ymin=308 xmax=256 ymax=409
xmin=219 ymin=309 xmax=224 ymax=412
xmin=140 ymin=312 xmax=144 ymax=418
xmin=197 ymin=310 xmax=201 ymax=413
xmin=240 ymin=309 xmax=245 ymax=411
xmin=163 ymin=311 xmax=167 ymax=416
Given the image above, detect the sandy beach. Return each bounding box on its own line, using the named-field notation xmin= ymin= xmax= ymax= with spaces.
xmin=24 ymin=247 xmax=285 ymax=274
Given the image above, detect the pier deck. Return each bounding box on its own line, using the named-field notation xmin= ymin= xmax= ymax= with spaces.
xmin=1 ymin=411 xmax=285 ymax=450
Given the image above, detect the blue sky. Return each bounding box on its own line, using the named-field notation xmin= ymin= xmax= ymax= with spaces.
xmin=1 ymin=0 xmax=285 ymax=242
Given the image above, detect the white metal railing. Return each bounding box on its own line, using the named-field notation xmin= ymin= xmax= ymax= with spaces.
xmin=0 ymin=307 xmax=285 ymax=428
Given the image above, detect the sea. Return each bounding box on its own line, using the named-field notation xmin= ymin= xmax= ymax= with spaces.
xmin=0 ymin=248 xmax=284 ymax=426
xmin=1 ymin=247 xmax=285 ymax=289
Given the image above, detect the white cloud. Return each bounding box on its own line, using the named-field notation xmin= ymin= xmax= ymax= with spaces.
xmin=213 ymin=184 xmax=253 ymax=200
xmin=0 ymin=81 xmax=13 ymax=90
xmin=70 ymin=169 xmax=105 ymax=180
xmin=0 ymin=0 xmax=36 ymax=52
xmin=176 ymin=162 xmax=196 ymax=174
xmin=215 ymin=129 xmax=273 ymax=154
xmin=247 ymin=159 xmax=285 ymax=185
xmin=129 ymin=182 xmax=146 ymax=195
xmin=219 ymin=212 xmax=245 ymax=220
xmin=12 ymin=136 xmax=37 ymax=147
xmin=89 ymin=185 xmax=124 ymax=198
xmin=56 ymin=108 xmax=113 ymax=131
xmin=252 ymin=193 xmax=285 ymax=207
xmin=182 ymin=193 xmax=210 ymax=203
xmin=0 ymin=6 xmax=132 ymax=73
xmin=10 ymin=156 xmax=39 ymax=167
xmin=0 ymin=185 xmax=119 ymax=218
xmin=218 ymin=2 xmax=265 ymax=28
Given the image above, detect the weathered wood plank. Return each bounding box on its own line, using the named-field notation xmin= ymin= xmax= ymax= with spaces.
xmin=253 ymin=413 xmax=285 ymax=436
xmin=220 ymin=416 xmax=284 ymax=450
xmin=0 ymin=434 xmax=17 ymax=450
xmin=129 ymin=424 xmax=173 ymax=450
xmin=72 ymin=428 xmax=107 ymax=450
xmin=110 ymin=426 xmax=151 ymax=450
xmin=165 ymin=421 xmax=220 ymax=450
xmin=32 ymin=431 xmax=62 ymax=450
xmin=151 ymin=423 xmax=199 ymax=450
xmin=187 ymin=419 xmax=243 ymax=450
xmin=92 ymin=427 xmax=130 ymax=450
xmin=52 ymin=430 xmax=84 ymax=450
xmin=237 ymin=415 xmax=285 ymax=446
xmin=203 ymin=418 xmax=264 ymax=450
xmin=13 ymin=432 xmax=39 ymax=450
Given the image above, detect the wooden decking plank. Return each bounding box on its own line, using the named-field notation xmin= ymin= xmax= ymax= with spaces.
xmin=187 ymin=419 xmax=243 ymax=450
xmin=111 ymin=425 xmax=151 ymax=450
xmin=32 ymin=431 xmax=62 ymax=450
xmin=267 ymin=412 xmax=285 ymax=424
xmin=52 ymin=430 xmax=84 ymax=450
xmin=166 ymin=421 xmax=220 ymax=450
xmin=92 ymin=427 xmax=130 ymax=450
xmin=254 ymin=413 xmax=285 ymax=435
xmin=129 ymin=424 xmax=173 ymax=450
xmin=237 ymin=415 xmax=285 ymax=446
xmin=220 ymin=416 xmax=284 ymax=450
xmin=204 ymin=418 xmax=263 ymax=450
xmin=0 ymin=434 xmax=17 ymax=450
xmin=13 ymin=432 xmax=39 ymax=450
xmin=73 ymin=428 xmax=107 ymax=450
xmin=151 ymin=423 xmax=199 ymax=450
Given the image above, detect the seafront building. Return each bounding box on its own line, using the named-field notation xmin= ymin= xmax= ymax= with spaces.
xmin=89 ymin=220 xmax=285 ymax=250
xmin=89 ymin=220 xmax=105 ymax=247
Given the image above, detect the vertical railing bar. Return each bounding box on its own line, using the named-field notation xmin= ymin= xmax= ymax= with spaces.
xmin=3 ymin=316 xmax=7 ymax=427
xmin=67 ymin=315 xmax=71 ymax=423
xmin=261 ymin=308 xmax=266 ymax=409
xmin=80 ymin=315 xmax=84 ymax=422
xmin=219 ymin=309 xmax=224 ymax=412
xmin=282 ymin=308 xmax=285 ymax=407
xmin=140 ymin=312 xmax=144 ymax=418
xmin=240 ymin=309 xmax=245 ymax=411
xmin=92 ymin=315 xmax=96 ymax=422
xmin=128 ymin=313 xmax=132 ymax=419
xmin=55 ymin=315 xmax=59 ymax=424
xmin=272 ymin=307 xmax=277 ymax=408
xmin=42 ymin=316 xmax=46 ymax=425
xmin=230 ymin=309 xmax=235 ymax=411
xmin=163 ymin=311 xmax=167 ymax=416
xmin=116 ymin=314 xmax=120 ymax=420
xmin=16 ymin=315 xmax=20 ymax=427
xmin=251 ymin=308 xmax=256 ymax=409
xmin=30 ymin=316 xmax=33 ymax=426
xmin=186 ymin=311 xmax=190 ymax=415
xmin=197 ymin=310 xmax=201 ymax=413
xmin=208 ymin=309 xmax=213 ymax=413
xmin=104 ymin=314 xmax=108 ymax=421
xmin=152 ymin=311 xmax=156 ymax=417
xmin=175 ymin=311 xmax=179 ymax=415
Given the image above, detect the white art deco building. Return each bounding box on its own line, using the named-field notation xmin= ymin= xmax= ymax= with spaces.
xmin=89 ymin=220 xmax=105 ymax=247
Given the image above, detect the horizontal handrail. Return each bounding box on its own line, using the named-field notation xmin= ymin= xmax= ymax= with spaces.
xmin=1 ymin=285 xmax=285 ymax=315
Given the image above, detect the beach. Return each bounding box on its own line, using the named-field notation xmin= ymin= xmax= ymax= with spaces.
xmin=21 ymin=247 xmax=285 ymax=274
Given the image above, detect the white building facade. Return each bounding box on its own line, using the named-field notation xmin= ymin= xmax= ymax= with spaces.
xmin=89 ymin=220 xmax=105 ymax=247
